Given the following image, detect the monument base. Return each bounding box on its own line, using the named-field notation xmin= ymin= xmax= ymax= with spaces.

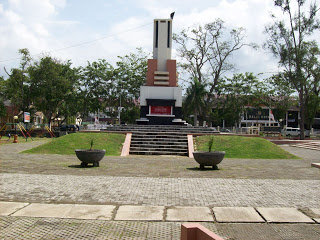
xmin=137 ymin=105 xmax=184 ymax=125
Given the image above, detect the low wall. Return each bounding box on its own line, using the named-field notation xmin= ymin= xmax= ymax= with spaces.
xmin=181 ymin=223 xmax=225 ymax=240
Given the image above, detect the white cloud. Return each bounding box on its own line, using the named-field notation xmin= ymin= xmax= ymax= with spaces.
xmin=0 ymin=0 xmax=72 ymax=76
xmin=8 ymin=0 xmax=57 ymax=21
xmin=0 ymin=0 xmax=319 ymax=81
xmin=47 ymin=20 xmax=79 ymax=25
xmin=109 ymin=17 xmax=152 ymax=50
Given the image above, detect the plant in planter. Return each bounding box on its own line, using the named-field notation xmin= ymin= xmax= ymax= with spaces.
xmin=75 ymin=139 xmax=106 ymax=167
xmin=193 ymin=136 xmax=225 ymax=170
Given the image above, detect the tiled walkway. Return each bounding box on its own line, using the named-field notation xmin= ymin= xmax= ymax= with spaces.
xmin=1 ymin=202 xmax=319 ymax=223
xmin=1 ymin=173 xmax=320 ymax=207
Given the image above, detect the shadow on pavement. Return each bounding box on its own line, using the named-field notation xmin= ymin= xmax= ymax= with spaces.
xmin=186 ymin=167 xmax=220 ymax=171
xmin=68 ymin=165 xmax=95 ymax=168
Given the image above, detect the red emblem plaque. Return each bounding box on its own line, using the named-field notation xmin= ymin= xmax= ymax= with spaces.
xmin=150 ymin=106 xmax=172 ymax=115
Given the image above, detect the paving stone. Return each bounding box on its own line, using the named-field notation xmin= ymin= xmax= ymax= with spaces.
xmin=213 ymin=207 xmax=264 ymax=223
xmin=166 ymin=206 xmax=213 ymax=222
xmin=1 ymin=173 xmax=320 ymax=208
xmin=0 ymin=216 xmax=39 ymax=239
xmin=2 ymin=216 xmax=320 ymax=240
xmin=217 ymin=222 xmax=320 ymax=240
xmin=62 ymin=204 xmax=116 ymax=220
xmin=215 ymin=223 xmax=283 ymax=240
xmin=271 ymin=224 xmax=320 ymax=240
xmin=99 ymin=221 xmax=149 ymax=239
xmin=314 ymin=219 xmax=320 ymax=223
xmin=145 ymin=221 xmax=181 ymax=240
xmin=256 ymin=207 xmax=314 ymax=223
xmin=115 ymin=205 xmax=164 ymax=221
xmin=12 ymin=203 xmax=74 ymax=218
xmin=310 ymin=208 xmax=320 ymax=216
xmin=0 ymin=202 xmax=29 ymax=216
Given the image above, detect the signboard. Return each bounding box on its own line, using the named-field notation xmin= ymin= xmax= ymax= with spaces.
xmin=150 ymin=106 xmax=172 ymax=115
xmin=245 ymin=109 xmax=269 ymax=120
xmin=24 ymin=112 xmax=30 ymax=123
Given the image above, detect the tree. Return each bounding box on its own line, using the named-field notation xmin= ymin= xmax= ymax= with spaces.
xmin=115 ymin=48 xmax=149 ymax=100
xmin=174 ymin=19 xmax=257 ymax=97
xmin=76 ymin=49 xmax=148 ymax=123
xmin=77 ymin=59 xmax=116 ymax=119
xmin=29 ymin=56 xmax=78 ymax=127
xmin=214 ymin=73 xmax=265 ymax=127
xmin=120 ymin=105 xmax=140 ymax=124
xmin=183 ymin=78 xmax=208 ymax=126
xmin=0 ymin=77 xmax=6 ymax=117
xmin=264 ymin=74 xmax=297 ymax=124
xmin=305 ymin=92 xmax=320 ymax=128
xmin=304 ymin=44 xmax=320 ymax=129
xmin=114 ymin=48 xmax=149 ymax=123
xmin=54 ymin=67 xmax=81 ymax=124
xmin=264 ymin=0 xmax=320 ymax=139
xmin=4 ymin=48 xmax=34 ymax=115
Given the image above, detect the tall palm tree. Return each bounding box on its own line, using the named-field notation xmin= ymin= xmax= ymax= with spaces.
xmin=184 ymin=78 xmax=208 ymax=126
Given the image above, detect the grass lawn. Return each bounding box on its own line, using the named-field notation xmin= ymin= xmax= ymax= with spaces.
xmin=195 ymin=135 xmax=299 ymax=159
xmin=22 ymin=133 xmax=125 ymax=156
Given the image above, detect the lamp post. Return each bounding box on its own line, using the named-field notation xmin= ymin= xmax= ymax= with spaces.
xmin=13 ymin=115 xmax=18 ymax=143
xmin=119 ymin=93 xmax=121 ymax=125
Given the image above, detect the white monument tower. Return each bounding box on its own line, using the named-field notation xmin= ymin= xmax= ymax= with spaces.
xmin=137 ymin=16 xmax=184 ymax=125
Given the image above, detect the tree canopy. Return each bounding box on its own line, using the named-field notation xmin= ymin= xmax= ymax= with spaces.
xmin=264 ymin=0 xmax=320 ymax=138
xmin=2 ymin=48 xmax=148 ymax=126
xmin=183 ymin=78 xmax=208 ymax=126
xmin=174 ymin=19 xmax=257 ymax=96
xmin=28 ymin=56 xmax=78 ymax=125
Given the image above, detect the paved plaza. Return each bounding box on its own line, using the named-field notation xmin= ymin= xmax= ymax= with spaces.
xmin=0 ymin=139 xmax=320 ymax=239
xmin=1 ymin=173 xmax=320 ymax=207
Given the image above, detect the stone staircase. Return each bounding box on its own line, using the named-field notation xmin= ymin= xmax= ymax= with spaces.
xmin=102 ymin=125 xmax=218 ymax=134
xmin=130 ymin=131 xmax=188 ymax=156
xmin=291 ymin=141 xmax=320 ymax=151
xmin=102 ymin=125 xmax=219 ymax=156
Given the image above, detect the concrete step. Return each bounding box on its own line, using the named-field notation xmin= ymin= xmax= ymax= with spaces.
xmin=107 ymin=128 xmax=216 ymax=131
xmin=131 ymin=142 xmax=187 ymax=146
xmin=130 ymin=147 xmax=188 ymax=152
xmin=131 ymin=138 xmax=188 ymax=142
xmin=131 ymin=141 xmax=187 ymax=146
xmin=131 ymin=138 xmax=187 ymax=142
xmin=132 ymin=133 xmax=187 ymax=139
xmin=123 ymin=126 xmax=195 ymax=156
xmin=130 ymin=144 xmax=188 ymax=149
xmin=131 ymin=131 xmax=188 ymax=135
xmin=102 ymin=125 xmax=218 ymax=134
xmin=129 ymin=150 xmax=188 ymax=156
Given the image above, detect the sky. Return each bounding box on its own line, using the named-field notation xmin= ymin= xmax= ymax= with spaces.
xmin=0 ymin=0 xmax=319 ymax=87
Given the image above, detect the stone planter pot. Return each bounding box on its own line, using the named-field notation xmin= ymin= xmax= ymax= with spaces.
xmin=193 ymin=151 xmax=225 ymax=170
xmin=75 ymin=149 xmax=106 ymax=167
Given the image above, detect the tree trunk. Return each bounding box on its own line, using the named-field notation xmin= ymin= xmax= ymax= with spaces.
xmin=194 ymin=109 xmax=198 ymax=127
xmin=48 ymin=118 xmax=51 ymax=130
xmin=299 ymin=90 xmax=305 ymax=140
xmin=46 ymin=113 xmax=52 ymax=130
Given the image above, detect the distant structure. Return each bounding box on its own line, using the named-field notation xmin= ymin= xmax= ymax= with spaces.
xmin=170 ymin=12 xmax=175 ymax=19
xmin=136 ymin=17 xmax=185 ymax=125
